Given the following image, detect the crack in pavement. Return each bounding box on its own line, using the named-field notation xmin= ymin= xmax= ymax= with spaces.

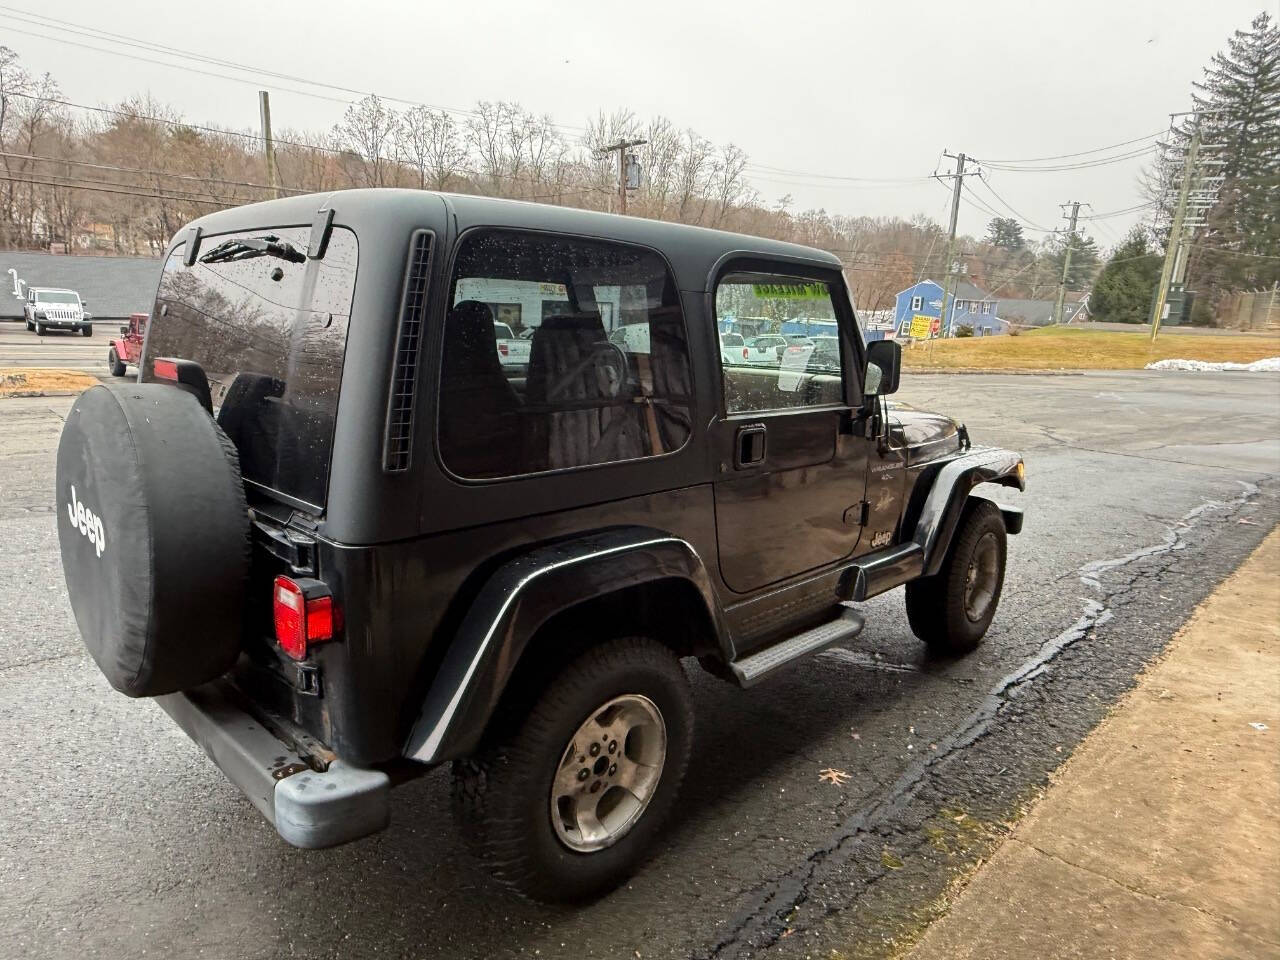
xmin=702 ymin=480 xmax=1263 ymax=959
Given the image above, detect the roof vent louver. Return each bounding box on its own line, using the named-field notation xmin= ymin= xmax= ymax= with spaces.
xmin=383 ymin=230 xmax=433 ymax=472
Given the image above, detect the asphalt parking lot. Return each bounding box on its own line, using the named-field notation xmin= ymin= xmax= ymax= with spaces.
xmin=0 ymin=319 xmax=110 ymax=376
xmin=2 ymin=367 xmax=1277 ymax=960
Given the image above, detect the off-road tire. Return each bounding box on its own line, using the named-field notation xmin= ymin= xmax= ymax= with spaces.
xmin=107 ymin=348 xmax=126 ymax=377
xmin=452 ymin=635 xmax=693 ymax=903
xmin=81 ymin=324 xmax=92 ymax=337
xmin=905 ymin=498 xmax=1006 ymax=656
xmin=24 ymin=318 xmax=33 ymax=331
xmin=34 ymin=321 xmax=44 ymax=336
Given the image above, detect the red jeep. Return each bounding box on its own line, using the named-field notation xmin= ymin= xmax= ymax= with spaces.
xmin=107 ymin=313 xmax=147 ymax=377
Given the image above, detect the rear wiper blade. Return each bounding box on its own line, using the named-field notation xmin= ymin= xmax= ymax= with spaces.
xmin=199 ymin=235 xmax=306 ymax=265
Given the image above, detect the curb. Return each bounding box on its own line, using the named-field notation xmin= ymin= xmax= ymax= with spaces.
xmin=903 ymin=368 xmax=1087 ymax=376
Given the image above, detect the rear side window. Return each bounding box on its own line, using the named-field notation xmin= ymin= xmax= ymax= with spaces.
xmin=144 ymin=226 xmax=358 ymax=508
xmin=439 ymin=229 xmax=692 ymax=479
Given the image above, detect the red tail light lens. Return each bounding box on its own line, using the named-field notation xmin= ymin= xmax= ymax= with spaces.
xmin=497 ymin=342 xmax=509 ymax=356
xmin=153 ymin=358 xmax=179 ymax=381
xmin=741 ymin=347 xmax=749 ymax=359
xmin=273 ymin=576 xmax=336 ymax=661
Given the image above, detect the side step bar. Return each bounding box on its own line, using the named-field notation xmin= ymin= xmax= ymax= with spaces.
xmin=729 ymin=609 xmax=865 ymax=687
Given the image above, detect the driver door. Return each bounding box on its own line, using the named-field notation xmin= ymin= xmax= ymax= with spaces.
xmin=710 ymin=267 xmax=871 ymax=595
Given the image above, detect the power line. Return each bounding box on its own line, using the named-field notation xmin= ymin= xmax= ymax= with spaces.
xmin=1 ymin=92 xmax=612 ymax=197
xmin=983 ymin=144 xmax=1158 ymax=173
xmin=0 ymin=150 xmax=308 ymax=194
xmin=0 ymin=172 xmax=228 ymax=205
xmin=974 ymin=174 xmax=1056 ymax=232
xmin=983 ymin=131 xmax=1165 ymax=164
xmin=0 ymin=5 xmax=586 ymax=136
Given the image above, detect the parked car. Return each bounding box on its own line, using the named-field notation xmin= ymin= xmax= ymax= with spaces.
xmin=743 ymin=334 xmax=786 ymax=365
xmin=107 ymin=313 xmax=148 ymax=377
xmin=54 ymin=190 xmax=1024 ymax=904
xmin=493 ymin=320 xmax=531 ymax=368
xmin=719 ymin=332 xmax=748 ymax=365
xmin=804 ymin=334 xmax=841 ymax=373
xmin=24 ymin=286 xmax=92 ymax=336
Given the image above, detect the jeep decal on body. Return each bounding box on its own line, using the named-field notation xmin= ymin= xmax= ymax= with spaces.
xmin=66 ymin=485 xmax=105 ymax=558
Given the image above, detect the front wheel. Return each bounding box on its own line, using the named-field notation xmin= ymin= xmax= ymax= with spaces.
xmin=34 ymin=321 xmax=45 ymax=336
xmin=107 ymin=348 xmax=126 ymax=377
xmin=81 ymin=324 xmax=92 ymax=337
xmin=905 ymin=498 xmax=1007 ymax=656
xmin=452 ymin=635 xmax=693 ymax=902
xmin=25 ymin=318 xmax=33 ymax=331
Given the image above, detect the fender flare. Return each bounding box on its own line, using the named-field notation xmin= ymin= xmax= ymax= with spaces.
xmin=913 ymin=447 xmax=1025 ymax=577
xmin=403 ymin=526 xmax=729 ymax=764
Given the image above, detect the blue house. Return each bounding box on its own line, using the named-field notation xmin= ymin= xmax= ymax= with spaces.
xmin=893 ymin=279 xmax=1008 ymax=337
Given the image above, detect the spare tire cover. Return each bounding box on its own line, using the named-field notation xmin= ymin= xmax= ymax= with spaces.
xmin=56 ymin=383 xmax=250 ymax=697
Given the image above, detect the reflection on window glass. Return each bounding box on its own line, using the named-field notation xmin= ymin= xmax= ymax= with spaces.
xmin=715 ymin=274 xmax=844 ymax=413
xmin=144 ymin=226 xmax=358 ymax=507
xmin=440 ymin=229 xmax=693 ymax=479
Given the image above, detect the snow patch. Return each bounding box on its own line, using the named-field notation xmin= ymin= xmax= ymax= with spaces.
xmin=1145 ymin=356 xmax=1280 ymax=372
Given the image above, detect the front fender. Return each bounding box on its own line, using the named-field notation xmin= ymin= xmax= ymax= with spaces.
xmin=913 ymin=447 xmax=1025 ymax=576
xmin=404 ymin=526 xmax=727 ymax=764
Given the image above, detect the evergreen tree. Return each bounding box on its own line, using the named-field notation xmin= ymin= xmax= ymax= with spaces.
xmin=1045 ymin=232 xmax=1101 ymax=289
xmin=984 ymin=217 xmax=1025 ymax=251
xmin=1089 ymin=229 xmax=1163 ymax=323
xmin=1146 ymin=13 xmax=1280 ymax=314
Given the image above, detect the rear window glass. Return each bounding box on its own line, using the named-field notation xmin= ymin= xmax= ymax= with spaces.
xmin=143 ymin=226 xmax=358 ymax=508
xmin=439 ymin=229 xmax=693 ymax=479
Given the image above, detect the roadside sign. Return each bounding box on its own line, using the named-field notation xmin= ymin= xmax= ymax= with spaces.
xmin=909 ymin=314 xmax=933 ymax=339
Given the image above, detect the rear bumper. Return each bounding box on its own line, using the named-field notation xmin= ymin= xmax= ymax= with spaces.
xmin=155 ymin=681 xmax=390 ymax=849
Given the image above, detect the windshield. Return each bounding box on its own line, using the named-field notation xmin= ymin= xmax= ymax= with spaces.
xmin=143 ymin=225 xmax=358 ymax=509
xmin=36 ymin=291 xmax=78 ymax=304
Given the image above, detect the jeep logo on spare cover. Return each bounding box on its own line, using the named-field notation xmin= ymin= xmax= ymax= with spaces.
xmin=53 ymin=189 xmax=1024 ymax=902
xmin=65 ymin=485 xmax=105 ymax=558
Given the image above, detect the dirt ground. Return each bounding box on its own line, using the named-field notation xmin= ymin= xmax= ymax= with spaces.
xmin=0 ymin=368 xmax=98 ymax=397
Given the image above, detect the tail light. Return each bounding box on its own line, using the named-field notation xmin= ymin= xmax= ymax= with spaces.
xmin=741 ymin=347 xmax=749 ymax=359
xmin=497 ymin=342 xmax=509 ymax=357
xmin=273 ymin=576 xmax=337 ymax=661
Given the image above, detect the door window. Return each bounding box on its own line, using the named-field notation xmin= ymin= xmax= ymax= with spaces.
xmin=439 ymin=229 xmax=693 ymax=479
xmin=715 ymin=274 xmax=845 ymax=413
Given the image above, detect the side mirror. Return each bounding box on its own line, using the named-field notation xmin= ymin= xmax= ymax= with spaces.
xmin=864 ymin=340 xmax=901 ymax=397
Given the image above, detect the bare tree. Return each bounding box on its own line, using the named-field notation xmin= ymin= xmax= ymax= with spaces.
xmin=335 ymin=94 xmax=400 ymax=188
xmin=399 ymin=105 xmax=467 ymax=190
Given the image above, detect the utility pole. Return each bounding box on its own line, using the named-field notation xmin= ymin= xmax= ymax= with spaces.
xmin=936 ymin=151 xmax=980 ymax=338
xmin=596 ymin=138 xmax=646 ymax=215
xmin=259 ymin=91 xmax=279 ymax=199
xmin=1150 ymin=117 xmax=1202 ymax=341
xmin=1052 ymin=201 xmax=1081 ymax=326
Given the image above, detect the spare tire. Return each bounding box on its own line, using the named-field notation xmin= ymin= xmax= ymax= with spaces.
xmin=56 ymin=383 xmax=250 ymax=697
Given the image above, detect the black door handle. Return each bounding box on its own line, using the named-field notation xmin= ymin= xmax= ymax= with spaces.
xmin=735 ymin=424 xmax=767 ymax=468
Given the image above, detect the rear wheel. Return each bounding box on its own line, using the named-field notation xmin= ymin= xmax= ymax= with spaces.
xmin=905 ymin=498 xmax=1007 ymax=656
xmin=107 ymin=348 xmax=126 ymax=377
xmin=452 ymin=635 xmax=693 ymax=902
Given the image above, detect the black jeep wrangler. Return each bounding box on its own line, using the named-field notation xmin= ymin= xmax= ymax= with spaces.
xmin=55 ymin=190 xmax=1024 ymax=902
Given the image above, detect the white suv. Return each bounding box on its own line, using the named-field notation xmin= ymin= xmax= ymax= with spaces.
xmin=24 ymin=287 xmax=92 ymax=336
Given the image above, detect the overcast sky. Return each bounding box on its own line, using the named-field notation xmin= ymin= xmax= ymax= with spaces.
xmin=4 ymin=0 xmax=1272 ymax=247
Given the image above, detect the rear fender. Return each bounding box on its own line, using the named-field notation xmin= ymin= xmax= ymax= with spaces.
xmin=914 ymin=447 xmax=1024 ymax=576
xmin=404 ymin=526 xmax=728 ymax=764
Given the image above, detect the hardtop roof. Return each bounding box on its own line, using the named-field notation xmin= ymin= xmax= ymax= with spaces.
xmin=172 ymin=188 xmax=843 ymax=272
